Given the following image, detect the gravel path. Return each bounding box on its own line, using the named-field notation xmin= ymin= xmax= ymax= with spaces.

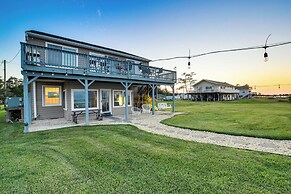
xmin=127 ymin=112 xmax=291 ymax=156
xmin=30 ymin=112 xmax=291 ymax=156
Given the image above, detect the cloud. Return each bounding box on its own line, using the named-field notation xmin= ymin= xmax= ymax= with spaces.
xmin=97 ymin=9 xmax=102 ymax=17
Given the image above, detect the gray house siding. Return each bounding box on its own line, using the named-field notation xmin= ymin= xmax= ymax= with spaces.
xmin=32 ymin=79 xmax=134 ymax=120
xmin=35 ymin=81 xmax=64 ymax=120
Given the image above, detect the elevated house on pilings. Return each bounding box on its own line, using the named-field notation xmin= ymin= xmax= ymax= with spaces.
xmin=21 ymin=30 xmax=176 ymax=132
xmin=189 ymin=79 xmax=239 ymax=101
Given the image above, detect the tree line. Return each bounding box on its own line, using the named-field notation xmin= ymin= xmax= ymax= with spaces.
xmin=0 ymin=76 xmax=23 ymax=104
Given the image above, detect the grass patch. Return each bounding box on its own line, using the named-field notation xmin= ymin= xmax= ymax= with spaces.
xmin=162 ymin=98 xmax=291 ymax=139
xmin=0 ymin=110 xmax=290 ymax=193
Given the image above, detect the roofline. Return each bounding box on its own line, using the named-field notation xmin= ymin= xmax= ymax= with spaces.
xmin=25 ymin=30 xmax=151 ymax=62
xmin=193 ymin=79 xmax=235 ymax=87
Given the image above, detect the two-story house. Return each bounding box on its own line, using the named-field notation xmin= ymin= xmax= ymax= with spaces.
xmin=21 ymin=30 xmax=176 ymax=132
xmin=190 ymin=79 xmax=239 ymax=101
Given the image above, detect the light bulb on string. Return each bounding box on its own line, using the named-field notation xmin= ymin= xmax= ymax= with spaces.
xmin=188 ymin=49 xmax=191 ymax=69
xmin=264 ymin=48 xmax=268 ymax=62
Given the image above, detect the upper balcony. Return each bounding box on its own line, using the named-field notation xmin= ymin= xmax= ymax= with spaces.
xmin=21 ymin=42 xmax=176 ymax=84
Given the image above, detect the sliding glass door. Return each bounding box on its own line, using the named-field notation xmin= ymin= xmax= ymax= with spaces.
xmin=100 ymin=89 xmax=111 ymax=113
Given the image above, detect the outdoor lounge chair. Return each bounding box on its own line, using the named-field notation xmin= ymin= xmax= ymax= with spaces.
xmin=142 ymin=104 xmax=151 ymax=113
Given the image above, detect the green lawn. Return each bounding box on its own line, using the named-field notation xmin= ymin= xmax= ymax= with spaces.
xmin=162 ymin=98 xmax=291 ymax=140
xmin=0 ymin=110 xmax=291 ymax=193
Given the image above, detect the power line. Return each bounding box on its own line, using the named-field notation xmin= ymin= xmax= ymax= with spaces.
xmin=150 ymin=41 xmax=291 ymax=62
xmin=254 ymin=84 xmax=291 ymax=87
xmin=252 ymin=84 xmax=291 ymax=90
xmin=7 ymin=49 xmax=21 ymax=63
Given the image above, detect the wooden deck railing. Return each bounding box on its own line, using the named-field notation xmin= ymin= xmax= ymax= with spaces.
xmin=21 ymin=42 xmax=176 ymax=83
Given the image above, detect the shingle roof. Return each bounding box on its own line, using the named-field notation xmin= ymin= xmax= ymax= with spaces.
xmin=194 ymin=79 xmax=235 ymax=87
xmin=235 ymin=85 xmax=251 ymax=90
xmin=26 ymin=30 xmax=151 ymax=62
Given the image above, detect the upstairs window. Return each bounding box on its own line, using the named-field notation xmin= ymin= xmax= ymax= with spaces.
xmin=46 ymin=43 xmax=78 ymax=67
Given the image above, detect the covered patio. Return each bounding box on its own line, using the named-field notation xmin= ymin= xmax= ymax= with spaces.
xmin=29 ymin=111 xmax=175 ymax=132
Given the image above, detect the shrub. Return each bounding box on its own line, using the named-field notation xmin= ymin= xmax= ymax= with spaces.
xmin=289 ymin=95 xmax=291 ymax=103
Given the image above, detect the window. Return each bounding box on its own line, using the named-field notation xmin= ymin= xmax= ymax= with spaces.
xmin=42 ymin=86 xmax=62 ymax=106
xmin=46 ymin=42 xmax=78 ymax=67
xmin=72 ymin=89 xmax=98 ymax=110
xmin=113 ymin=90 xmax=131 ymax=107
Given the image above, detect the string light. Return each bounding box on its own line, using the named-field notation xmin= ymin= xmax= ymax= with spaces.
xmin=150 ymin=34 xmax=291 ymax=66
xmin=263 ymin=34 xmax=271 ymax=62
xmin=187 ymin=49 xmax=191 ymax=69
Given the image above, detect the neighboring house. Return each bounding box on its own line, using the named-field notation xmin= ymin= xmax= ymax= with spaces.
xmin=157 ymin=94 xmax=166 ymax=101
xmin=235 ymin=85 xmax=252 ymax=98
xmin=176 ymin=93 xmax=191 ymax=100
xmin=189 ymin=79 xmax=239 ymax=101
xmin=21 ymin=30 xmax=176 ymax=132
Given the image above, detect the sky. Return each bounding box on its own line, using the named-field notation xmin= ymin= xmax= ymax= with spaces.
xmin=0 ymin=0 xmax=291 ymax=94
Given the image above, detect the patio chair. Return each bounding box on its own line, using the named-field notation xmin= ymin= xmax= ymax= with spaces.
xmin=158 ymin=103 xmax=167 ymax=110
xmin=158 ymin=103 xmax=172 ymax=110
xmin=142 ymin=104 xmax=151 ymax=113
xmin=131 ymin=107 xmax=142 ymax=115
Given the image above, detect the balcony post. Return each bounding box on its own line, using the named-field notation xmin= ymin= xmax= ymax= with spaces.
xmin=20 ymin=43 xmax=25 ymax=69
xmin=121 ymin=82 xmax=132 ymax=121
xmin=156 ymin=86 xmax=159 ymax=107
xmin=23 ymin=73 xmax=29 ymax=133
xmin=171 ymin=84 xmax=175 ymax=113
xmin=150 ymin=84 xmax=156 ymax=115
xmin=127 ymin=61 xmax=129 ymax=78
xmin=85 ymin=79 xmax=89 ymax=126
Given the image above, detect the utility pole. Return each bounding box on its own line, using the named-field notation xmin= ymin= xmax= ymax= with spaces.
xmin=3 ymin=60 xmax=6 ymax=109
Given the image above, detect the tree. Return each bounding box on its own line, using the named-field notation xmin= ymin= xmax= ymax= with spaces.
xmin=0 ymin=77 xmax=23 ymax=103
xmin=6 ymin=77 xmax=23 ymax=97
xmin=177 ymin=72 xmax=196 ymax=93
xmin=0 ymin=78 xmax=3 ymax=89
xmin=0 ymin=78 xmax=4 ymax=103
xmin=157 ymin=86 xmax=170 ymax=95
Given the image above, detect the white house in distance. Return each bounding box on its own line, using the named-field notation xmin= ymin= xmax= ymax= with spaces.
xmin=189 ymin=79 xmax=239 ymax=101
xmin=235 ymin=85 xmax=252 ymax=98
